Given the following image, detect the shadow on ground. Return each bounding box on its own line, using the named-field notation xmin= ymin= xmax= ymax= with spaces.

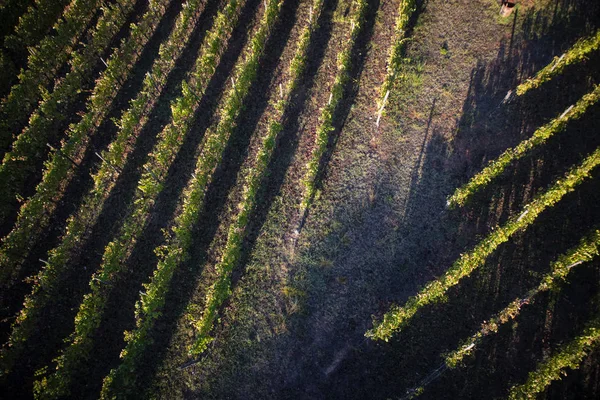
xmin=271 ymin=0 xmax=600 ymax=399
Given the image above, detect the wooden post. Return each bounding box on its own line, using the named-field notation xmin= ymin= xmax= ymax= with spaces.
xmin=143 ymin=164 xmax=160 ymax=182
xmin=146 ymin=72 xmax=160 ymax=92
xmin=376 ymin=90 xmax=390 ymax=127
xmin=95 ymin=152 xmax=122 ymax=174
xmin=559 ymin=104 xmax=574 ymax=119
xmin=231 ymin=77 xmax=240 ymax=101
xmin=551 ymin=54 xmax=565 ymax=72
xmin=47 ymin=143 xmax=78 ymax=167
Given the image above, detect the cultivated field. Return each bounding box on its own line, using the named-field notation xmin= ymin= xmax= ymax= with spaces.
xmin=0 ymin=0 xmax=599 ymax=399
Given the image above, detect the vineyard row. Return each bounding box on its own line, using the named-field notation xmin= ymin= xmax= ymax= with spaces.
xmin=507 ymin=311 xmax=600 ymax=399
xmin=187 ymin=0 xmax=326 ymax=357
xmin=99 ymin=0 xmax=282 ymax=397
xmin=0 ymin=0 xmax=172 ymax=379
xmin=0 ymin=0 xmax=105 ymax=153
xmin=367 ymin=146 xmax=600 ymax=341
xmin=0 ymin=0 xmax=139 ymax=226
xmin=516 ymin=29 xmax=600 ymax=96
xmin=30 ymin=0 xmax=210 ymax=397
xmin=445 ymin=228 xmax=600 ymax=368
xmin=448 ymin=84 xmax=600 ymax=208
xmin=0 ymin=0 xmax=174 ymax=292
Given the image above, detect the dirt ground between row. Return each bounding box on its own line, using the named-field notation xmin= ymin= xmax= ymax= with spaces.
xmin=167 ymin=0 xmax=600 ymax=398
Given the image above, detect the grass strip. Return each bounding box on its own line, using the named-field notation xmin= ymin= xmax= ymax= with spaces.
xmin=507 ymin=311 xmax=600 ymax=399
xmin=0 ymin=0 xmax=139 ymax=225
xmin=367 ymin=146 xmax=600 ymax=341
xmin=99 ymin=1 xmax=285 ymax=397
xmin=188 ymin=0 xmax=324 ymax=357
xmin=448 ymin=85 xmax=600 ymax=209
xmin=516 ymin=29 xmax=600 ymax=96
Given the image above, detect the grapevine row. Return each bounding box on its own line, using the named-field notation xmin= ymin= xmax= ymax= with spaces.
xmin=0 ymin=0 xmax=34 ymax=50
xmin=445 ymin=228 xmax=600 ymax=368
xmin=366 ymin=146 xmax=600 ymax=341
xmin=400 ymin=229 xmax=600 ymax=399
xmin=447 ymin=84 xmax=600 ymax=209
xmin=99 ymin=0 xmax=284 ymax=396
xmin=0 ymin=0 xmax=139 ymax=226
xmin=0 ymin=0 xmax=174 ymax=292
xmin=516 ymin=29 xmax=600 ymax=96
xmin=29 ymin=1 xmax=215 ymax=397
xmin=0 ymin=0 xmax=243 ymax=373
xmin=4 ymin=0 xmax=72 ymax=60
xmin=0 ymin=0 xmax=71 ymax=95
xmin=0 ymin=0 xmax=105 ymax=153
xmin=299 ymin=0 xmax=368 ymax=214
xmin=0 ymin=0 xmax=172 ymax=378
xmin=507 ymin=311 xmax=600 ymax=399
xmin=188 ymin=0 xmax=324 ymax=357
xmin=378 ymin=0 xmax=416 ymax=108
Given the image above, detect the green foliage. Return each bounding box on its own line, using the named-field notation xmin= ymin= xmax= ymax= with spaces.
xmin=95 ymin=0 xmax=267 ymax=396
xmin=4 ymin=0 xmax=71 ymax=55
xmin=100 ymin=0 xmax=286 ymax=391
xmin=0 ymin=0 xmax=172 ymax=385
xmin=300 ymin=0 xmax=369 ymax=213
xmin=379 ymin=0 xmax=417 ymax=107
xmin=0 ymin=0 xmax=136 ymax=226
xmin=517 ymin=30 xmax=600 ymax=96
xmin=0 ymin=0 xmax=72 ymax=94
xmin=0 ymin=0 xmax=32 ymax=40
xmin=0 ymin=0 xmax=105 ymax=151
xmin=188 ymin=0 xmax=325 ymax=358
xmin=445 ymin=228 xmax=600 ymax=368
xmin=28 ymin=1 xmax=206 ymax=398
xmin=367 ymin=147 xmax=600 ymax=341
xmin=448 ymin=85 xmax=600 ymax=208
xmin=0 ymin=0 xmax=171 ymax=295
xmin=507 ymin=312 xmax=600 ymax=399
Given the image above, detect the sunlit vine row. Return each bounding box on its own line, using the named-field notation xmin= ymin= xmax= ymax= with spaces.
xmin=367 ymin=146 xmax=600 ymax=341
xmin=445 ymin=228 xmax=600 ymax=368
xmin=0 ymin=0 xmax=173 ymax=292
xmin=0 ymin=0 xmax=105 ymax=152
xmin=99 ymin=0 xmax=284 ymax=397
xmin=507 ymin=311 xmax=600 ymax=399
xmin=29 ymin=1 xmax=209 ymax=397
xmin=517 ymin=29 xmax=600 ymax=96
xmin=0 ymin=0 xmax=171 ymax=379
xmin=448 ymin=85 xmax=600 ymax=208
xmin=300 ymin=0 xmax=368 ymax=214
xmin=0 ymin=0 xmax=138 ymax=224
xmin=378 ymin=0 xmax=416 ymax=109
xmin=188 ymin=0 xmax=324 ymax=357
